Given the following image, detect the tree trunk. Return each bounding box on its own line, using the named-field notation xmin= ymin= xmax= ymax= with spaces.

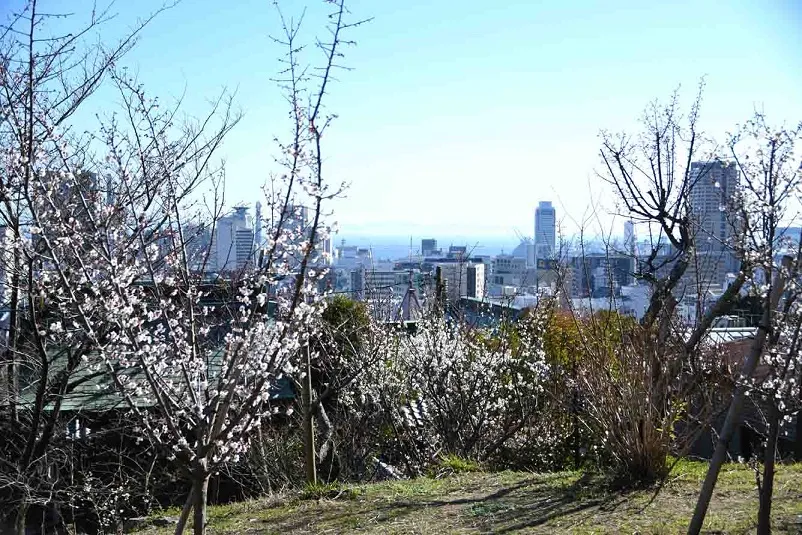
xmin=757 ymin=402 xmax=780 ymax=535
xmin=15 ymin=501 xmax=27 ymax=535
xmin=688 ymin=256 xmax=791 ymax=535
xmin=303 ymin=345 xmax=317 ymax=485
xmin=794 ymin=398 xmax=802 ymax=461
xmin=6 ymin=251 xmax=20 ymax=423
xmin=192 ymin=472 xmax=210 ymax=535
xmin=174 ymin=492 xmax=193 ymax=535
xmin=572 ymin=353 xmax=580 ymax=470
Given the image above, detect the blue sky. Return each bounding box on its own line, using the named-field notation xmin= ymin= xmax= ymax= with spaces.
xmin=8 ymin=0 xmax=802 ymax=241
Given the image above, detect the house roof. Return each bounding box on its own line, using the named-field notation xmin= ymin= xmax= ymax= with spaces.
xmin=397 ymin=272 xmax=423 ymax=322
xmin=4 ymin=347 xmax=295 ymax=414
xmin=701 ymin=327 xmax=757 ymax=345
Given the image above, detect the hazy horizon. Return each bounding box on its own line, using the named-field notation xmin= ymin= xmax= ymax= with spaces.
xmin=10 ymin=0 xmax=801 ymax=237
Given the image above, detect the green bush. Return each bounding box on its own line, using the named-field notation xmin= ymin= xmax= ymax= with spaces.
xmin=438 ymin=454 xmax=481 ymax=473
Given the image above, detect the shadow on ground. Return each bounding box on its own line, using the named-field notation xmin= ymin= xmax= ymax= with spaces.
xmin=437 ymin=473 xmax=627 ymax=533
xmin=252 ymin=473 xmax=630 ymax=534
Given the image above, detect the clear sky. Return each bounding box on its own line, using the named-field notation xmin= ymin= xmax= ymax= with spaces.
xmin=7 ymin=0 xmax=802 ymax=241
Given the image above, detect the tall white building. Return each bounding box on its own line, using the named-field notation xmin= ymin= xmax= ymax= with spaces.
xmin=212 ymin=206 xmax=255 ymax=272
xmin=685 ymin=161 xmax=740 ymax=293
xmin=534 ymin=201 xmax=556 ymax=265
xmin=690 ymin=161 xmax=738 ymax=246
xmin=623 ymin=220 xmax=636 ymax=256
xmin=623 ymin=220 xmax=637 ymax=285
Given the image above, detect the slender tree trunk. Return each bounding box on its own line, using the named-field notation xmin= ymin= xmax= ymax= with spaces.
xmin=174 ymin=491 xmax=193 ymax=535
xmin=757 ymin=402 xmax=780 ymax=535
xmin=192 ymin=472 xmax=210 ymax=535
xmin=6 ymin=252 xmax=20 ymax=423
xmin=303 ymin=345 xmax=317 ymax=485
xmin=14 ymin=501 xmax=27 ymax=535
xmin=688 ymin=256 xmax=791 ymax=535
xmin=572 ymin=354 xmax=580 ymax=470
xmin=794 ymin=396 xmax=802 ymax=461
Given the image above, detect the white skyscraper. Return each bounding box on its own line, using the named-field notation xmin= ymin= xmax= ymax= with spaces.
xmin=689 ymin=161 xmax=738 ymax=247
xmin=623 ymin=220 xmax=636 ymax=256
xmin=212 ymin=206 xmax=255 ymax=272
xmin=684 ymin=160 xmax=740 ymax=293
xmin=623 ymin=220 xmax=637 ymax=285
xmin=534 ymin=201 xmax=556 ymax=265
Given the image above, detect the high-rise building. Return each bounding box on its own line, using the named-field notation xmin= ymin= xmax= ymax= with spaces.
xmin=623 ymin=220 xmax=636 ymax=257
xmin=685 ymin=160 xmax=740 ymax=292
xmin=689 ymin=161 xmax=738 ymax=246
xmin=212 ymin=206 xmax=254 ymax=272
xmin=421 ymin=238 xmax=438 ymax=257
xmin=623 ymin=220 xmax=637 ymax=285
xmin=534 ymin=201 xmax=556 ymax=264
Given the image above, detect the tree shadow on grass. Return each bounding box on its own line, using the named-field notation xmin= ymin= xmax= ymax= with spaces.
xmin=251 ymin=473 xmax=632 ymax=534
xmin=468 ymin=473 xmax=630 ymax=533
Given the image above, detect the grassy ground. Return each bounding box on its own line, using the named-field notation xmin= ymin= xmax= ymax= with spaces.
xmin=135 ymin=461 xmax=802 ymax=534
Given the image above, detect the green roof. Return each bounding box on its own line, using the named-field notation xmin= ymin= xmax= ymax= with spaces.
xmin=6 ymin=347 xmax=296 ymax=414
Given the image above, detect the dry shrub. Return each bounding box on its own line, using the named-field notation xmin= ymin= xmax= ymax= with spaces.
xmin=574 ymin=311 xmax=724 ymax=484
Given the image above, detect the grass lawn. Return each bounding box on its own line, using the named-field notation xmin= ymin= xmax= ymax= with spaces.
xmin=135 ymin=461 xmax=802 ymax=534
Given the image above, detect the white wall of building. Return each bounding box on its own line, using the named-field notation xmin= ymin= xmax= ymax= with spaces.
xmin=436 ymin=262 xmax=485 ymax=302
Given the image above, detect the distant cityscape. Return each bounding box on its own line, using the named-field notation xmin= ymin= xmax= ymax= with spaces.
xmin=195 ymin=160 xmax=801 ymax=326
